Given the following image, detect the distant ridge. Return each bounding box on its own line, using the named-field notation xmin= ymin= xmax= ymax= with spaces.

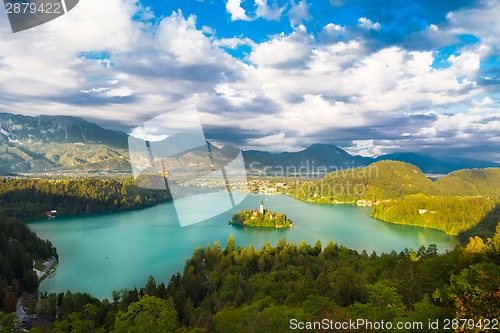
xmin=243 ymin=143 xmax=368 ymax=176
xmin=243 ymin=144 xmax=500 ymax=176
xmin=375 ymin=152 xmax=500 ymax=174
xmin=0 ymin=112 xmax=498 ymax=175
xmin=0 ymin=113 xmax=127 ymax=148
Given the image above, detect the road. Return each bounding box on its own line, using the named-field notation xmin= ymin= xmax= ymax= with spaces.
xmin=39 ymin=258 xmax=55 ymax=279
xmin=16 ymin=258 xmax=56 ymax=321
xmin=15 ymin=295 xmax=26 ymax=321
xmin=34 ymin=258 xmax=55 ymax=279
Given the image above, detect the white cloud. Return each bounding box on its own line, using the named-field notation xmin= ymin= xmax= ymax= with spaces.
xmin=225 ymin=0 xmax=285 ymax=22
xmin=245 ymin=132 xmax=301 ymax=151
xmin=105 ymin=87 xmax=133 ymax=97
xmin=201 ymin=25 xmax=216 ymax=36
xmin=0 ymin=0 xmax=142 ymax=99
xmin=288 ymin=0 xmax=312 ymax=26
xmin=214 ymin=37 xmax=256 ymax=49
xmin=445 ymin=1 xmax=500 ymax=55
xmin=226 ymin=0 xmax=252 ymax=21
xmin=248 ymin=25 xmax=313 ymax=68
xmin=0 ymin=4 xmax=247 ymax=128
xmin=428 ymin=24 xmax=439 ymax=32
xmin=345 ymin=140 xmax=387 ymax=157
xmin=254 ymin=0 xmax=284 ymax=21
xmin=324 ymin=23 xmax=344 ymax=32
xmin=358 ymin=17 xmax=381 ymax=31
xmin=477 ymin=96 xmax=493 ymax=106
xmin=448 ymin=51 xmax=480 ymax=78
xmin=469 ymin=96 xmax=496 ymax=113
xmin=214 ymin=83 xmax=257 ymax=106
xmin=0 ymin=0 xmax=497 ymax=160
xmin=155 ymin=11 xmax=220 ymax=65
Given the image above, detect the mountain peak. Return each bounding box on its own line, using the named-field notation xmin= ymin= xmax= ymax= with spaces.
xmin=0 ymin=112 xmax=127 ymax=148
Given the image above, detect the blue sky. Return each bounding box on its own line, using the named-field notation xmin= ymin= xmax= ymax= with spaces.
xmin=0 ymin=0 xmax=498 ymax=161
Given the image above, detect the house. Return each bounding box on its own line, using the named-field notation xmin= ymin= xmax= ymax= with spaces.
xmin=45 ymin=210 xmax=57 ymax=218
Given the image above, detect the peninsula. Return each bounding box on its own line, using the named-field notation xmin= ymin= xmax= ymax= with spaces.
xmin=229 ymin=201 xmax=293 ymax=228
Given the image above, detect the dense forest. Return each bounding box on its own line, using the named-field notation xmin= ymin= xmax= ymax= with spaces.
xmin=0 ymin=178 xmax=171 ymax=220
xmin=372 ymin=194 xmax=497 ymax=235
xmin=434 ymin=168 xmax=500 ymax=199
xmin=290 ymin=162 xmax=500 ymax=242
xmin=0 ymin=216 xmax=57 ymax=313
xmin=1 ymin=233 xmax=498 ymax=332
xmin=230 ymin=209 xmax=292 ymax=228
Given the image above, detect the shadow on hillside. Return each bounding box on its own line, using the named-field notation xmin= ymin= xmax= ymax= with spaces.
xmin=457 ymin=203 xmax=500 ymax=244
xmin=0 ymin=186 xmax=170 ymax=221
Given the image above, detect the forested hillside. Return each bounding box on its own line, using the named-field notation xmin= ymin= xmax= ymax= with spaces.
xmin=372 ymin=195 xmax=497 ymax=235
xmin=0 ymin=178 xmax=171 ymax=220
xmin=291 ymin=161 xmax=434 ymax=203
xmin=435 ymin=168 xmax=500 ymax=199
xmin=291 ymin=161 xmax=500 ymax=203
xmin=0 ymin=217 xmax=57 ymax=313
xmin=4 ymin=234 xmax=498 ymax=332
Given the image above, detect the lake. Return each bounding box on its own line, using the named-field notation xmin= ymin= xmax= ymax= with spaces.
xmin=28 ymin=193 xmax=458 ymax=299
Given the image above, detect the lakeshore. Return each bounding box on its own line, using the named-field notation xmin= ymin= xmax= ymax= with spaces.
xmin=28 ymin=193 xmax=458 ymax=299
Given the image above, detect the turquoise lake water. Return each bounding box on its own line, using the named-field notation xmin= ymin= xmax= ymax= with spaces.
xmin=28 ymin=194 xmax=458 ymax=299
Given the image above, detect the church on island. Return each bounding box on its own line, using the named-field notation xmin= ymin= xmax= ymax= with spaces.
xmin=230 ymin=201 xmax=294 ymax=228
xmin=253 ymin=201 xmax=265 ymax=215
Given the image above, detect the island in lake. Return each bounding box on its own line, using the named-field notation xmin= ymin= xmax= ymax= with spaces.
xmin=229 ymin=201 xmax=294 ymax=228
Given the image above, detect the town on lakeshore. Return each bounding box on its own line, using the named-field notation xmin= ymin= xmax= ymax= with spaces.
xmin=229 ymin=201 xmax=294 ymax=228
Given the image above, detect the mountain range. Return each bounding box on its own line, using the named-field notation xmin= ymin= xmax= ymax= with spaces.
xmin=0 ymin=112 xmax=499 ymax=175
xmin=243 ymin=144 xmax=500 ymax=176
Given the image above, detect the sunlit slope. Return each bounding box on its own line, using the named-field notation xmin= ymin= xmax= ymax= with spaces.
xmin=435 ymin=168 xmax=500 ymax=199
xmin=292 ymin=161 xmax=437 ymax=203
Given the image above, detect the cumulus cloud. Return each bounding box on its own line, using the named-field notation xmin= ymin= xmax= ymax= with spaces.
xmin=225 ymin=0 xmax=284 ymax=22
xmin=0 ymin=2 xmax=246 ymax=127
xmin=358 ymin=17 xmax=381 ymax=31
xmin=225 ymin=0 xmax=252 ymax=21
xmin=214 ymin=37 xmax=256 ymax=49
xmin=254 ymin=0 xmax=284 ymax=21
xmin=246 ymin=132 xmax=301 ymax=151
xmin=288 ymin=0 xmax=312 ymax=26
xmin=444 ymin=0 xmax=500 ymax=55
xmin=248 ymin=25 xmax=314 ymax=69
xmin=0 ymin=0 xmax=498 ymax=162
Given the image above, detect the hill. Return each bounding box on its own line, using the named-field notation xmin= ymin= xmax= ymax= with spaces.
xmin=292 ymin=160 xmax=500 ymax=203
xmin=372 ymin=194 xmax=497 ymax=235
xmin=291 ymin=160 xmax=436 ymax=203
xmin=435 ymin=168 xmax=500 ymax=199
